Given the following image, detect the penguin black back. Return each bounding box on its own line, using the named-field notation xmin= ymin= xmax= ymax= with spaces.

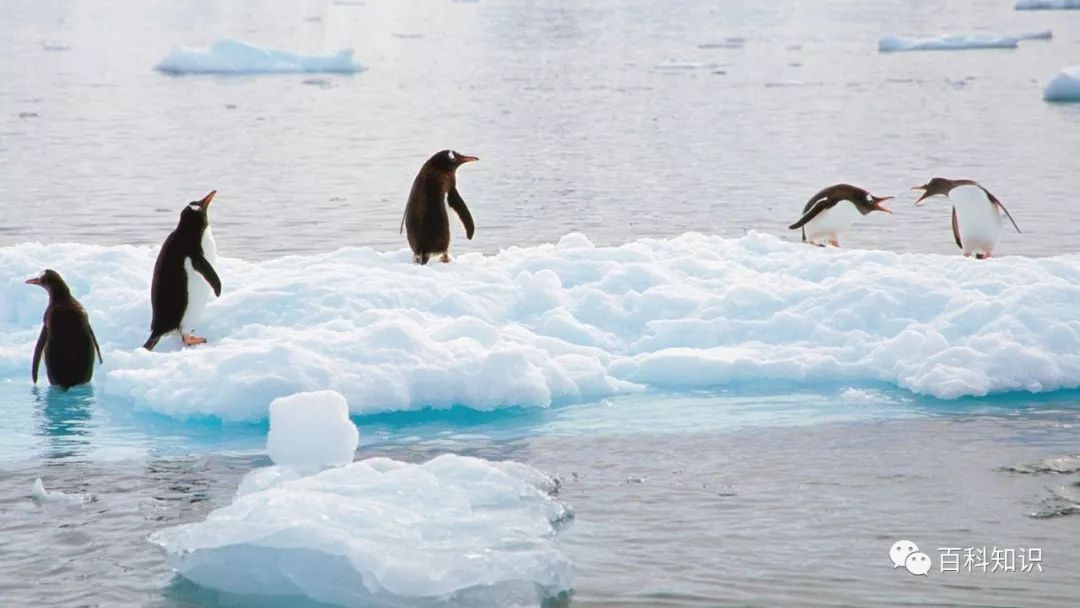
xmin=144 ymin=191 xmax=222 ymax=350
xmin=26 ymin=269 xmax=103 ymax=388
xmin=401 ymin=150 xmax=478 ymax=264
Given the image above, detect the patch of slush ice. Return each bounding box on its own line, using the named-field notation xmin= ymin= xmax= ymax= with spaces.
xmin=1016 ymin=0 xmax=1080 ymax=8
xmin=4 ymin=232 xmax=1080 ymax=421
xmin=1044 ymin=67 xmax=1080 ymax=102
xmin=149 ymin=454 xmax=572 ymax=607
xmin=155 ymin=39 xmax=364 ymax=75
xmin=267 ymin=391 xmax=358 ymax=466
xmin=31 ymin=478 xmax=90 ymax=505
xmin=878 ymin=30 xmax=1051 ymax=52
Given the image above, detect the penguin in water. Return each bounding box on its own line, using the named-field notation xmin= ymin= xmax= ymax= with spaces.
xmin=788 ymin=184 xmax=893 ymax=247
xmin=912 ymin=178 xmax=1020 ymax=259
xmin=400 ymin=150 xmax=478 ymax=264
xmin=26 ymin=269 xmax=103 ymax=388
xmin=143 ymin=190 xmax=222 ymax=350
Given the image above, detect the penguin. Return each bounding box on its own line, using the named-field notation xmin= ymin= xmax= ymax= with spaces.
xmin=26 ymin=269 xmax=103 ymax=388
xmin=143 ymin=190 xmax=222 ymax=350
xmin=400 ymin=149 xmax=478 ymax=264
xmin=788 ymin=184 xmax=893 ymax=247
xmin=912 ymin=178 xmax=1020 ymax=259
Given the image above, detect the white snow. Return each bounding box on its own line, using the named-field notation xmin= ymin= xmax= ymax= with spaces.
xmin=155 ymin=39 xmax=364 ymax=75
xmin=1016 ymin=0 xmax=1080 ymax=9
xmin=150 ymin=454 xmax=572 ymax=607
xmin=267 ymin=391 xmax=358 ymax=466
xmin=1044 ymin=67 xmax=1080 ymax=102
xmin=878 ymin=30 xmax=1051 ymax=52
xmin=4 ymin=233 xmax=1080 ymax=421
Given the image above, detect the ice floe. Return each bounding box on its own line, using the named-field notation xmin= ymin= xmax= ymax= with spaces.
xmin=3 ymin=233 xmax=1080 ymax=421
xmin=150 ymin=454 xmax=572 ymax=607
xmin=267 ymin=391 xmax=358 ymax=466
xmin=1044 ymin=67 xmax=1080 ymax=102
xmin=878 ymin=30 xmax=1051 ymax=52
xmin=31 ymin=478 xmax=91 ymax=504
xmin=155 ymin=39 xmax=364 ymax=75
xmin=1016 ymin=0 xmax=1080 ymax=9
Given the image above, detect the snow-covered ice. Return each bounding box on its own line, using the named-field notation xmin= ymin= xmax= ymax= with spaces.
xmin=878 ymin=31 xmax=1051 ymax=52
xmin=4 ymin=233 xmax=1080 ymax=421
xmin=150 ymin=454 xmax=572 ymax=607
xmin=1044 ymin=67 xmax=1080 ymax=102
xmin=1015 ymin=0 xmax=1080 ymax=9
xmin=266 ymin=391 xmax=358 ymax=466
xmin=155 ymin=39 xmax=364 ymax=75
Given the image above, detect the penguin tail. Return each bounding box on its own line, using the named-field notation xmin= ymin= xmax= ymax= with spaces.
xmin=975 ymin=253 xmax=987 ymax=260
xmin=143 ymin=334 xmax=161 ymax=351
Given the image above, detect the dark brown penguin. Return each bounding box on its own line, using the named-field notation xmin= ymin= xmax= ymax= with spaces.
xmin=143 ymin=190 xmax=221 ymax=350
xmin=788 ymin=184 xmax=893 ymax=247
xmin=400 ymin=150 xmax=478 ymax=264
xmin=26 ymin=269 xmax=103 ymax=388
xmin=912 ymin=178 xmax=1020 ymax=259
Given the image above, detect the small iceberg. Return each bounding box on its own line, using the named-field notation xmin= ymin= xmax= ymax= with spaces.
xmin=1044 ymin=67 xmax=1080 ymax=102
xmin=266 ymin=390 xmax=358 ymax=467
xmin=31 ymin=478 xmax=90 ymax=505
xmin=1016 ymin=0 xmax=1080 ymax=9
xmin=150 ymin=455 xmax=572 ymax=607
xmin=878 ymin=30 xmax=1051 ymax=52
xmin=155 ymin=39 xmax=364 ymax=75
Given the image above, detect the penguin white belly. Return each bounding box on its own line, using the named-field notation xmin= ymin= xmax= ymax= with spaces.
xmin=181 ymin=229 xmax=217 ymax=334
xmin=804 ymin=200 xmax=862 ymax=245
xmin=951 ymin=186 xmax=1003 ymax=256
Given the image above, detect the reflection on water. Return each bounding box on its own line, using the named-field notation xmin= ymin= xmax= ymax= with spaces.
xmin=34 ymin=384 xmax=94 ymax=460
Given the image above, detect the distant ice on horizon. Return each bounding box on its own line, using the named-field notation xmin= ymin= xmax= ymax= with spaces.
xmin=878 ymin=30 xmax=1051 ymax=52
xmin=1015 ymin=0 xmax=1080 ymax=9
xmin=1044 ymin=67 xmax=1080 ymax=102
xmin=155 ymin=39 xmax=364 ymax=75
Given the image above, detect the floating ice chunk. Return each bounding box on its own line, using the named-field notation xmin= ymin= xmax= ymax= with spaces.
xmin=31 ymin=478 xmax=89 ymax=504
xmin=1016 ymin=0 xmax=1080 ymax=9
xmin=266 ymin=390 xmax=358 ymax=467
xmin=1044 ymin=67 xmax=1080 ymax=102
xmin=155 ymin=39 xmax=364 ymax=75
xmin=150 ymin=455 xmax=572 ymax=607
xmin=878 ymin=30 xmax=1051 ymax=52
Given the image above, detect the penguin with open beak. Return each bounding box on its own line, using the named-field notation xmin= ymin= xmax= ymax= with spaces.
xmin=788 ymin=184 xmax=893 ymax=247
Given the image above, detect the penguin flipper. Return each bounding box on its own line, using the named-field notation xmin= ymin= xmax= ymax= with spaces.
xmin=190 ymin=255 xmax=222 ymax=297
xmin=951 ymin=207 xmax=963 ymax=249
xmin=991 ymin=197 xmax=1021 ymax=234
xmin=448 ymin=187 xmax=475 ymax=240
xmin=89 ymin=324 xmax=103 ymax=365
xmin=32 ymin=325 xmax=46 ymax=383
xmin=788 ymin=197 xmax=833 ymax=231
xmin=399 ymin=210 xmax=406 ymax=235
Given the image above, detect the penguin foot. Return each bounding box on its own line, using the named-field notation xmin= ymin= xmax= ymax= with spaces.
xmin=414 ymin=253 xmax=431 ymax=265
xmin=181 ymin=333 xmax=207 ymax=346
xmin=829 ymin=239 xmax=840 ymax=248
xmin=440 ymin=252 xmax=453 ymax=263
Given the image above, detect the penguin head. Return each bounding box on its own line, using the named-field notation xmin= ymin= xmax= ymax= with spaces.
xmin=178 ymin=190 xmax=216 ymax=230
xmin=855 ymin=190 xmax=894 ymax=215
xmin=427 ymin=150 xmax=479 ymax=172
xmin=25 ymin=269 xmax=72 ymax=299
xmin=912 ymin=178 xmax=954 ymax=205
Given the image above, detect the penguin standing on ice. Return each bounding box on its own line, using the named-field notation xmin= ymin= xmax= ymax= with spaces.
xmin=143 ymin=190 xmax=222 ymax=350
xmin=788 ymin=184 xmax=893 ymax=247
xmin=400 ymin=149 xmax=478 ymax=264
xmin=912 ymin=178 xmax=1020 ymax=259
xmin=26 ymin=269 xmax=103 ymax=388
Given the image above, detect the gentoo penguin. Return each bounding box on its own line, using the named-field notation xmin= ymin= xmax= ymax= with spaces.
xmin=143 ymin=190 xmax=222 ymax=350
xmin=913 ymin=178 xmax=1020 ymax=259
xmin=400 ymin=149 xmax=478 ymax=264
xmin=26 ymin=269 xmax=103 ymax=388
xmin=788 ymin=184 xmax=893 ymax=247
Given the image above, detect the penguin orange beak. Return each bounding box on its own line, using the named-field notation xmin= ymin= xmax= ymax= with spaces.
xmin=25 ymin=277 xmax=41 ymax=286
xmin=873 ymin=196 xmax=894 ymax=214
xmin=456 ymin=154 xmax=479 ymax=164
xmin=198 ymin=190 xmax=217 ymax=209
xmin=911 ymin=186 xmax=931 ymax=206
